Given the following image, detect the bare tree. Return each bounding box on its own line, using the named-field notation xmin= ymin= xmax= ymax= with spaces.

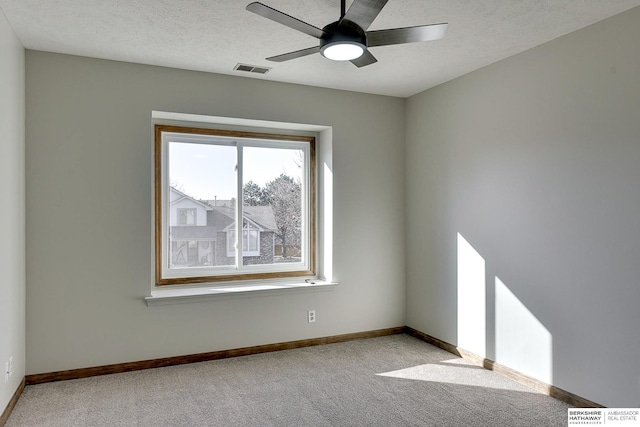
xmin=266 ymin=174 xmax=301 ymax=258
xmin=169 ymin=179 xmax=186 ymax=193
xmin=243 ymin=175 xmax=301 ymax=258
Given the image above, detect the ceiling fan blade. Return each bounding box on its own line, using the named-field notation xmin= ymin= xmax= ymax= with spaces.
xmin=350 ymin=50 xmax=378 ymax=67
xmin=247 ymin=2 xmax=325 ymax=39
xmin=342 ymin=0 xmax=389 ymax=31
xmin=367 ymin=23 xmax=448 ymax=47
xmin=266 ymin=46 xmax=320 ymax=62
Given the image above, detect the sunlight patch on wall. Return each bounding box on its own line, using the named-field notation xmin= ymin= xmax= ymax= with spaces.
xmin=318 ymin=125 xmax=333 ymax=283
xmin=457 ymin=233 xmax=486 ymax=357
xmin=495 ymin=276 xmax=553 ymax=384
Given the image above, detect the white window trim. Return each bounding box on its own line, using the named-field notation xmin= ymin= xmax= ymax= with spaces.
xmin=152 ymin=112 xmax=334 ymax=298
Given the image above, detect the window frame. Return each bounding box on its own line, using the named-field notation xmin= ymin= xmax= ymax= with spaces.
xmin=154 ymin=124 xmax=316 ymax=286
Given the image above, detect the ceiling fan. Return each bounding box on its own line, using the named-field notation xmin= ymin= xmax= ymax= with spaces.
xmin=246 ymin=0 xmax=448 ymax=67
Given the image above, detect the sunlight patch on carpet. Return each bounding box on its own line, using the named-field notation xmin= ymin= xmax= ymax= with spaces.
xmin=376 ymin=361 xmax=531 ymax=392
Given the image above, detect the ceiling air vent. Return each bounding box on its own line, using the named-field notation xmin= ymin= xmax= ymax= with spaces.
xmin=234 ymin=63 xmax=272 ymax=74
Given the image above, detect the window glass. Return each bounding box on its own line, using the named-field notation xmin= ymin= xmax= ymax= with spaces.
xmin=243 ymin=146 xmax=304 ymax=266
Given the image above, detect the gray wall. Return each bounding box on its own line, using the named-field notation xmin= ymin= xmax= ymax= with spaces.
xmin=25 ymin=52 xmax=406 ymax=374
xmin=405 ymin=7 xmax=640 ymax=407
xmin=0 ymin=10 xmax=25 ymax=411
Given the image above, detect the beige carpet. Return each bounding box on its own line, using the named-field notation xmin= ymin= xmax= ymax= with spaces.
xmin=7 ymin=334 xmax=570 ymax=426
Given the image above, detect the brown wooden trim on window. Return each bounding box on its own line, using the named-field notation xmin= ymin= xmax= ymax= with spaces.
xmin=155 ymin=125 xmax=316 ymax=143
xmin=154 ymin=124 xmax=317 ymax=286
xmin=154 ymin=125 xmax=163 ymax=286
xmin=309 ymin=136 xmax=316 ymax=277
xmin=155 ymin=269 xmax=317 ymax=286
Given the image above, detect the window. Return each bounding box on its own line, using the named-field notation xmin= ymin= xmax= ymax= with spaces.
xmin=177 ymin=208 xmax=196 ymax=225
xmin=226 ymin=221 xmax=260 ymax=257
xmin=155 ymin=125 xmax=316 ymax=285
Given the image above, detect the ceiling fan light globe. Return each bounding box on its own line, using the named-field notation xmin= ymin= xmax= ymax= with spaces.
xmin=321 ymin=42 xmax=365 ymax=61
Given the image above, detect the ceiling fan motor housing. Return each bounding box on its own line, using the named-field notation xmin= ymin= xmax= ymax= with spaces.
xmin=320 ymin=20 xmax=367 ymax=59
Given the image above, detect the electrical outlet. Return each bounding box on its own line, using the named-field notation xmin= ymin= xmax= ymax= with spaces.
xmin=8 ymin=357 xmax=13 ymax=378
xmin=308 ymin=310 xmax=316 ymax=323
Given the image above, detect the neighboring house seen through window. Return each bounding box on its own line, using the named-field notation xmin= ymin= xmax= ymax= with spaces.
xmin=155 ymin=125 xmax=316 ymax=285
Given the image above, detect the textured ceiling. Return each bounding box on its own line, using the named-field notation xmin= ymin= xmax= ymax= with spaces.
xmin=1 ymin=0 xmax=639 ymax=97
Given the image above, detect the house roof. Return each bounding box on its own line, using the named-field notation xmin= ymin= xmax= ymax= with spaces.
xmin=204 ymin=199 xmax=233 ymax=208
xmin=209 ymin=205 xmax=278 ymax=232
xmin=243 ymin=206 xmax=277 ymax=231
xmin=170 ymin=189 xmax=277 ymax=231
xmin=170 ymin=187 xmax=213 ymax=211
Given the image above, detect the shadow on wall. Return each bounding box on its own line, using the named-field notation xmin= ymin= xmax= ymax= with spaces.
xmin=457 ymin=232 xmax=553 ymax=385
